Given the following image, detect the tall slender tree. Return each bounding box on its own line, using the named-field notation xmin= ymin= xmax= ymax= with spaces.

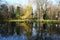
xmin=16 ymin=6 xmax=20 ymax=19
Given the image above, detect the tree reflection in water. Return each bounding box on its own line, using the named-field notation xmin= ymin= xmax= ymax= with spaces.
xmin=0 ymin=22 xmax=60 ymax=40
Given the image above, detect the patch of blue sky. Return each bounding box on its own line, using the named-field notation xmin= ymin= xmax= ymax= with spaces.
xmin=5 ymin=0 xmax=28 ymax=6
xmin=2 ymin=0 xmax=60 ymax=5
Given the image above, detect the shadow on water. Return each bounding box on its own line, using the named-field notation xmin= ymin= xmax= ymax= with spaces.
xmin=0 ymin=22 xmax=60 ymax=40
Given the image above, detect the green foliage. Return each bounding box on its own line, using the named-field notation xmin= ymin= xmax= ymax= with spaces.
xmin=16 ymin=6 xmax=20 ymax=18
xmin=6 ymin=20 xmax=60 ymax=24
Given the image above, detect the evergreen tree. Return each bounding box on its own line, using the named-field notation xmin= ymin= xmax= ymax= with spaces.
xmin=16 ymin=6 xmax=20 ymax=19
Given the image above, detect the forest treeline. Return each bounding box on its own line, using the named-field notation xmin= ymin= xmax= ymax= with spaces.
xmin=0 ymin=0 xmax=60 ymax=36
xmin=0 ymin=0 xmax=60 ymax=22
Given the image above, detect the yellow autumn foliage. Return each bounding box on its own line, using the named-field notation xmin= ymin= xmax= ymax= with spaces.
xmin=21 ymin=4 xmax=33 ymax=19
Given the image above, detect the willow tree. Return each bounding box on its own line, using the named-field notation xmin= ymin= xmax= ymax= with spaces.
xmin=20 ymin=4 xmax=33 ymax=19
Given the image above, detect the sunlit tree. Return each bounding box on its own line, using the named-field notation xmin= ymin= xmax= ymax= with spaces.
xmin=21 ymin=4 xmax=33 ymax=19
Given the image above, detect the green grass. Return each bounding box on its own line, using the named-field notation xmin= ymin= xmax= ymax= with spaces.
xmin=5 ymin=20 xmax=60 ymax=24
xmin=6 ymin=20 xmax=26 ymax=22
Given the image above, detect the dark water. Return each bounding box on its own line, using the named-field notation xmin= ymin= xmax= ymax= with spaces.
xmin=0 ymin=22 xmax=60 ymax=40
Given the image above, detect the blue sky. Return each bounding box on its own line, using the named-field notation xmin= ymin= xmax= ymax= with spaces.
xmin=5 ymin=0 xmax=28 ymax=6
xmin=3 ymin=0 xmax=60 ymax=6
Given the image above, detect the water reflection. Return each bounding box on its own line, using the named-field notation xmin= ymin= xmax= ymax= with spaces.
xmin=32 ymin=27 xmax=37 ymax=37
xmin=0 ymin=22 xmax=60 ymax=40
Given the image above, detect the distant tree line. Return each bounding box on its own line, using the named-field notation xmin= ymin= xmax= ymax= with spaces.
xmin=0 ymin=0 xmax=60 ymax=36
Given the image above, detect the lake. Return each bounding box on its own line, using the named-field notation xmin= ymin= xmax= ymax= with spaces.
xmin=0 ymin=22 xmax=60 ymax=40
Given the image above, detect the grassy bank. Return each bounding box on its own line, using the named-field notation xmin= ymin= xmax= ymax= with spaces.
xmin=5 ymin=20 xmax=60 ymax=24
